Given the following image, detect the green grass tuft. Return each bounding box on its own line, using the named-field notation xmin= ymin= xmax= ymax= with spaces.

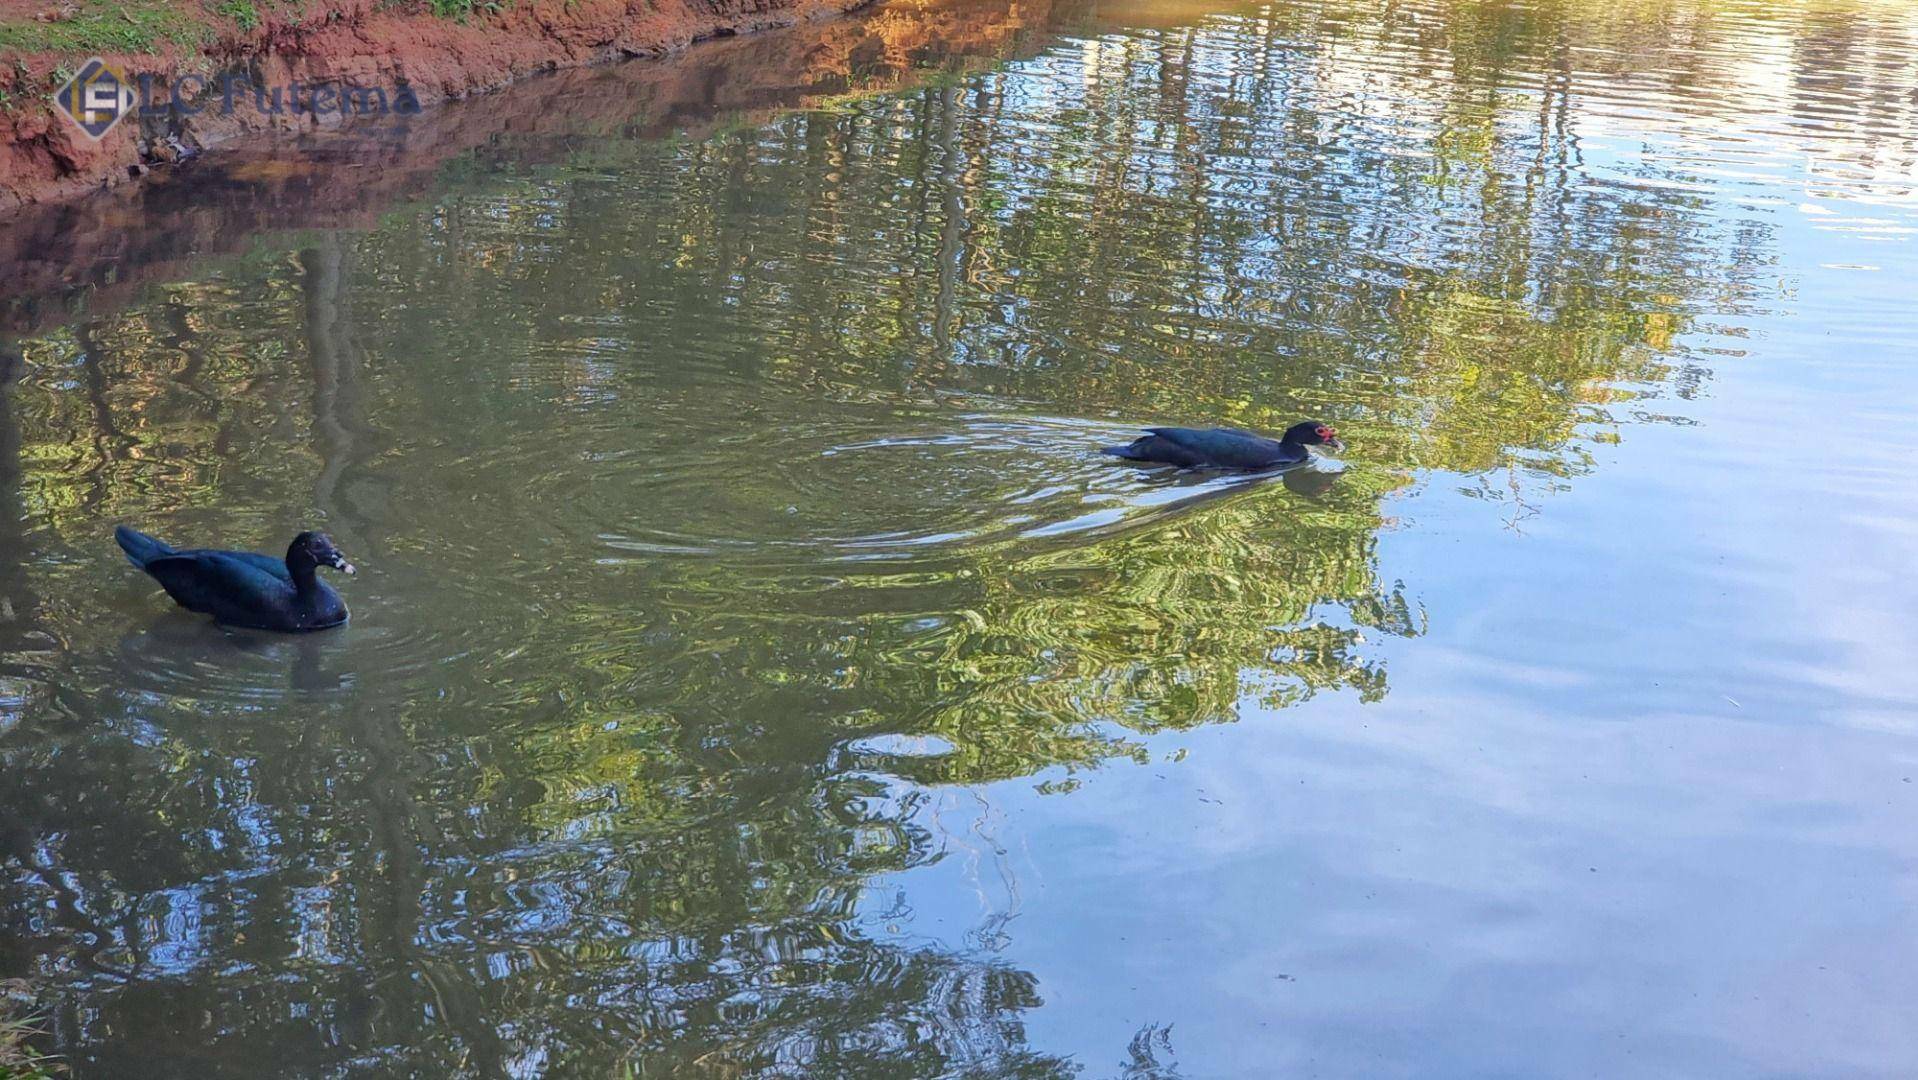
xmin=214 ymin=0 xmax=259 ymax=30
xmin=1 ymin=1006 xmax=63 ymax=1080
xmin=427 ymin=0 xmax=506 ymax=22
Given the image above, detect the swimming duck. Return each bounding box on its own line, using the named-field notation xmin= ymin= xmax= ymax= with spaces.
xmin=116 ymin=526 xmax=356 ymax=632
xmin=1102 ymin=420 xmax=1343 ymax=469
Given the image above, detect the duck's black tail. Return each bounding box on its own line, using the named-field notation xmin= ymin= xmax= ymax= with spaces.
xmin=1101 ymin=437 xmax=1150 ymax=460
xmin=115 ymin=525 xmax=175 ymax=568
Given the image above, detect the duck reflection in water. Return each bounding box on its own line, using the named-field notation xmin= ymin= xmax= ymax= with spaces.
xmin=115 ymin=612 xmax=353 ymax=695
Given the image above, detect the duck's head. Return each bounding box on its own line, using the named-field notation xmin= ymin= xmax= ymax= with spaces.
xmin=1282 ymin=420 xmax=1344 ymax=453
xmin=290 ymin=531 xmax=357 ymax=575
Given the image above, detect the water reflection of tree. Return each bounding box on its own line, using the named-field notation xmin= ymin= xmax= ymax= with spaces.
xmin=0 ymin=342 xmax=29 ymax=657
xmin=372 ymin=4 xmax=1765 ymax=469
xmin=2 ymin=0 xmax=1899 ymax=1074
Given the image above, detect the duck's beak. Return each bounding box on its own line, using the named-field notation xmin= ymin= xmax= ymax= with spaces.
xmin=332 ymin=556 xmax=357 ymax=575
xmin=1325 ymin=436 xmax=1345 ymax=453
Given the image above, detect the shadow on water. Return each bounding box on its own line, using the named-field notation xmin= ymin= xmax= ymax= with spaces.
xmin=1 ymin=0 xmax=1916 ymax=1072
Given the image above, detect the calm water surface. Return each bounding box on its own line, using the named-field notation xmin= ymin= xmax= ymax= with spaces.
xmin=3 ymin=0 xmax=1918 ymax=1075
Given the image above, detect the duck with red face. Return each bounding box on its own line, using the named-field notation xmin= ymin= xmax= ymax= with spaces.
xmin=1101 ymin=420 xmax=1343 ymax=470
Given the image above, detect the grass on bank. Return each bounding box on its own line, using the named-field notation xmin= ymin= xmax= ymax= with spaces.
xmin=0 ymin=0 xmax=511 ymax=59
xmin=0 ymin=0 xmax=213 ymax=55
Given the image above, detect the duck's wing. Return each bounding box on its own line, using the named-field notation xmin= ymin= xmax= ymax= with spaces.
xmin=139 ymin=551 xmax=293 ymax=615
xmin=1147 ymin=427 xmax=1287 ymax=468
xmin=218 ymin=551 xmax=295 ymax=583
xmin=1105 ymin=429 xmax=1207 ymax=466
xmin=117 ymin=527 xmax=292 ymax=582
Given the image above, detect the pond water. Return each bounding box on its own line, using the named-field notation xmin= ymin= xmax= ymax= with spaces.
xmin=3 ymin=0 xmax=1918 ymax=1075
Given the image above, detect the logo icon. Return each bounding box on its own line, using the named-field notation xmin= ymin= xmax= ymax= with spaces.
xmin=52 ymin=58 xmax=137 ymax=140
